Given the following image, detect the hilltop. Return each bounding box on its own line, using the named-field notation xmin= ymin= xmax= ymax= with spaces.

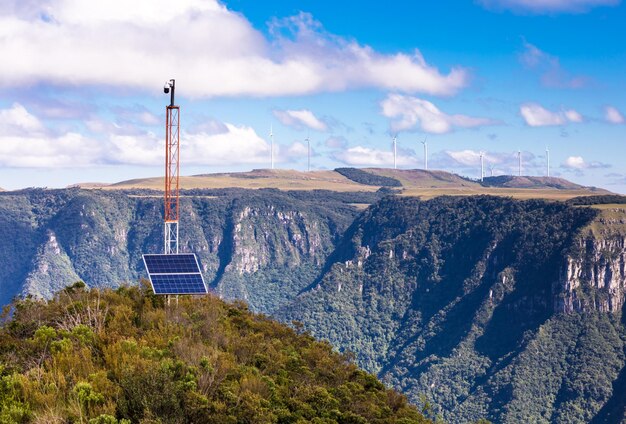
xmin=0 ymin=283 xmax=428 ymax=423
xmin=76 ymin=168 xmax=609 ymax=201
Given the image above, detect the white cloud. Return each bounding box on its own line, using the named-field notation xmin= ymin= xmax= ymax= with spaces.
xmin=0 ymin=103 xmax=46 ymax=135
xmin=0 ymin=103 xmax=271 ymax=168
xmin=273 ymin=109 xmax=328 ymax=131
xmin=107 ymin=123 xmax=271 ymax=166
xmin=333 ymin=146 xmax=416 ymax=166
xmin=564 ymin=156 xmax=586 ymax=169
xmin=380 ymin=94 xmax=496 ymax=134
xmin=562 ymin=156 xmax=610 ymax=170
xmin=0 ymin=2 xmax=468 ymax=97
xmin=479 ymin=0 xmax=619 ymax=13
xmin=445 ymin=150 xmax=493 ymax=166
xmin=605 ymin=106 xmax=625 ymax=124
xmin=284 ymin=141 xmax=309 ymax=157
xmin=520 ymin=103 xmax=583 ymax=126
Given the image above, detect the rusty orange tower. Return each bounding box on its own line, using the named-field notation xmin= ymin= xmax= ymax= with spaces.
xmin=163 ymin=79 xmax=179 ymax=254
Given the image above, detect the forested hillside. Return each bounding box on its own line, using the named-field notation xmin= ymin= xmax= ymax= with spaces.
xmin=0 ymin=188 xmax=374 ymax=310
xmin=279 ymin=196 xmax=626 ymax=423
xmin=0 ymin=283 xmax=428 ymax=423
xmin=1 ymin=188 xmax=625 ymax=422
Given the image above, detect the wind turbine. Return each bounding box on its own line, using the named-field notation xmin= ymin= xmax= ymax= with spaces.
xmin=421 ymin=137 xmax=428 ymax=170
xmin=306 ymin=135 xmax=311 ymax=172
xmin=269 ymin=125 xmax=274 ymax=170
xmin=479 ymin=151 xmax=485 ymax=182
xmin=546 ymin=146 xmax=550 ymax=177
xmin=517 ymin=149 xmax=522 ymax=176
xmin=393 ymin=135 xmax=397 ymax=169
xmin=489 ymin=164 xmax=495 ymax=177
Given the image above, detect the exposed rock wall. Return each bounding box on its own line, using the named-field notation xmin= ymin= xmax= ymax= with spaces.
xmin=555 ymin=209 xmax=626 ymax=313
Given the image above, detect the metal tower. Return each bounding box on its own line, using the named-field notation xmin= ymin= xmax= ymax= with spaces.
xmin=163 ymin=79 xmax=179 ymax=254
xmin=421 ymin=137 xmax=428 ymax=170
xmin=546 ymin=146 xmax=550 ymax=177
xmin=517 ymin=149 xmax=522 ymax=176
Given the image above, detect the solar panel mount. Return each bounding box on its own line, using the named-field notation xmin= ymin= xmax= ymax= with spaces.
xmin=142 ymin=253 xmax=208 ymax=295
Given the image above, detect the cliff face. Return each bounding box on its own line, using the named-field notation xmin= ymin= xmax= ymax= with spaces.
xmin=0 ymin=189 xmax=359 ymax=312
xmin=3 ymin=188 xmax=626 ymax=422
xmin=555 ymin=208 xmax=626 ymax=313
xmin=279 ymin=196 xmax=626 ymax=423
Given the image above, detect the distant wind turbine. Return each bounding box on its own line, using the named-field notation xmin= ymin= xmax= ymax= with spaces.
xmin=270 ymin=125 xmax=274 ymax=170
xmin=489 ymin=164 xmax=495 ymax=177
xmin=306 ymin=135 xmax=311 ymax=172
xmin=517 ymin=149 xmax=522 ymax=176
xmin=393 ymin=135 xmax=397 ymax=169
xmin=546 ymin=146 xmax=550 ymax=177
xmin=479 ymin=151 xmax=485 ymax=182
xmin=421 ymin=137 xmax=428 ymax=170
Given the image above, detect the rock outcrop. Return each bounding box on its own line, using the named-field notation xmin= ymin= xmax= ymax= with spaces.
xmin=555 ymin=208 xmax=626 ymax=313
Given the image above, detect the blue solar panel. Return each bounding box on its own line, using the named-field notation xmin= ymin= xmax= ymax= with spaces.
xmin=143 ymin=254 xmax=200 ymax=274
xmin=142 ymin=253 xmax=208 ymax=295
xmin=150 ymin=274 xmax=207 ymax=295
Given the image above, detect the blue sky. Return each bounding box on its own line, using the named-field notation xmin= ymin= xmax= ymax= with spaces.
xmin=0 ymin=0 xmax=624 ymax=192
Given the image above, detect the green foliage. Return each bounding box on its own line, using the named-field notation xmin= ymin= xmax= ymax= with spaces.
xmin=335 ymin=168 xmax=402 ymax=187
xmin=280 ymin=195 xmax=626 ymax=423
xmin=0 ymin=286 xmax=429 ymax=423
xmin=566 ymin=194 xmax=626 ymax=205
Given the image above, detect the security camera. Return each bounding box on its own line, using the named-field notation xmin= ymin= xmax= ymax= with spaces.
xmin=163 ymin=82 xmax=170 ymax=94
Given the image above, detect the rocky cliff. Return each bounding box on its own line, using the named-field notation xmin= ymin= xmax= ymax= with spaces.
xmin=279 ymin=196 xmax=626 ymax=423
xmin=555 ymin=207 xmax=626 ymax=313
xmin=0 ymin=188 xmax=362 ymax=311
xmin=2 ymin=188 xmax=626 ymax=422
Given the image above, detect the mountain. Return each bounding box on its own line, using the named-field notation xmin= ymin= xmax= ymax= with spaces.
xmin=0 ymin=283 xmax=428 ymax=423
xmin=0 ymin=188 xmax=374 ymax=310
xmin=278 ymin=196 xmax=626 ymax=423
xmin=0 ymin=182 xmax=625 ymax=422
xmin=88 ymin=168 xmax=609 ymax=200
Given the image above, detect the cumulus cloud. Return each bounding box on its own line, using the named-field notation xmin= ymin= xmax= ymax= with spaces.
xmin=562 ymin=156 xmax=610 ymax=170
xmin=0 ymin=103 xmax=46 ymax=135
xmin=479 ymin=0 xmax=620 ymax=14
xmin=273 ymin=109 xmax=328 ymax=131
xmin=380 ymin=94 xmax=496 ymax=134
xmin=520 ymin=103 xmax=583 ymax=126
xmin=0 ymin=1 xmax=468 ymax=97
xmin=0 ymin=103 xmax=272 ymax=168
xmin=519 ymin=42 xmax=588 ymax=88
xmin=605 ymin=106 xmax=625 ymax=124
xmin=284 ymin=141 xmax=310 ymax=157
xmin=333 ymin=146 xmax=416 ymax=167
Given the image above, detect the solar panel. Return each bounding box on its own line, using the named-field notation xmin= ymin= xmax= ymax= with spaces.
xmin=142 ymin=253 xmax=208 ymax=295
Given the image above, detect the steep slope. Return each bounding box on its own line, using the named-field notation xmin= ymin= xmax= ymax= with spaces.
xmin=278 ymin=196 xmax=626 ymax=423
xmin=0 ymin=284 xmax=428 ymax=423
xmin=0 ymin=189 xmax=365 ymax=311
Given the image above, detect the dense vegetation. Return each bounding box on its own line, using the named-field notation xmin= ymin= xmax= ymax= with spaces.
xmin=2 ymin=188 xmax=625 ymax=422
xmin=279 ymin=196 xmax=626 ymax=422
xmin=0 ymin=188 xmax=362 ymax=309
xmin=566 ymin=194 xmax=626 ymax=205
xmin=0 ymin=282 xmax=429 ymax=423
xmin=334 ymin=169 xmax=402 ymax=187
